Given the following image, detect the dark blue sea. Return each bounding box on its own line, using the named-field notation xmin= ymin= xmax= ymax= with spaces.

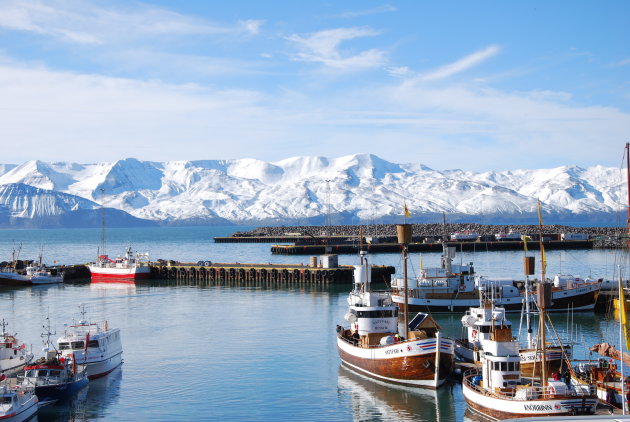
xmin=0 ymin=226 xmax=626 ymax=421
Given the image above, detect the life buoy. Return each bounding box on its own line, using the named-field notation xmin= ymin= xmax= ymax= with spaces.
xmin=472 ymin=329 xmax=478 ymax=338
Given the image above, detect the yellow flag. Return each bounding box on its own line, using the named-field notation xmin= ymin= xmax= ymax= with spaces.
xmin=541 ymin=244 xmax=547 ymax=274
xmin=523 ymin=235 xmax=528 ymax=252
xmin=404 ymin=201 xmax=411 ymax=218
xmin=419 ymin=255 xmax=423 ymax=271
xmin=620 ymin=283 xmax=630 ymax=350
xmin=537 ymin=199 xmax=544 ymax=226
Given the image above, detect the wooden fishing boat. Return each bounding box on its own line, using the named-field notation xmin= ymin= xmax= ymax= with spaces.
xmin=462 ymin=200 xmax=598 ymax=419
xmin=455 ymin=298 xmax=569 ymax=378
xmin=390 ymin=243 xmax=600 ymax=313
xmin=337 ymin=226 xmax=454 ymax=389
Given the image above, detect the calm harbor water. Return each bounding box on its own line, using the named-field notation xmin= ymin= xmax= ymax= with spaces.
xmin=0 ymin=226 xmax=628 ymax=421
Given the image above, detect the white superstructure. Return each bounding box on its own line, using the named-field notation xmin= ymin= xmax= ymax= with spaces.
xmin=57 ymin=309 xmax=123 ymax=380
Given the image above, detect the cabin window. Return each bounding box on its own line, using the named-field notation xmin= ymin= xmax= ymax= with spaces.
xmin=500 ymin=362 xmax=507 ymax=371
xmin=49 ymin=370 xmax=61 ymax=377
xmin=88 ymin=340 xmax=99 ymax=348
xmin=37 ymin=370 xmax=48 ymax=378
xmin=71 ymin=341 xmax=84 ymax=349
xmin=479 ymin=326 xmax=491 ymax=334
xmin=508 ymin=362 xmax=515 ymax=371
xmin=1 ymin=397 xmax=11 ymax=405
xmin=356 ymin=310 xmax=397 ymax=318
xmin=58 ymin=342 xmax=70 ymax=350
xmin=25 ymin=370 xmax=35 ymax=377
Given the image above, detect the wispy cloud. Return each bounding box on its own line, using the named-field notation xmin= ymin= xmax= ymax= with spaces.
xmin=286 ymin=27 xmax=386 ymax=71
xmin=0 ymin=0 xmax=257 ymax=45
xmin=418 ymin=45 xmax=501 ymax=81
xmin=616 ymin=58 xmax=630 ymax=67
xmin=1 ymin=58 xmax=627 ymax=170
xmin=339 ymin=5 xmax=397 ymax=18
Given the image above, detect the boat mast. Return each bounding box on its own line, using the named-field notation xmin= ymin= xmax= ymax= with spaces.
xmin=537 ymin=199 xmax=549 ymax=391
xmin=619 ymin=265 xmax=626 ymax=415
xmin=397 ymin=223 xmax=412 ymax=340
xmin=99 ymin=188 xmax=106 ymax=260
xmin=626 ymin=142 xmax=630 ymax=249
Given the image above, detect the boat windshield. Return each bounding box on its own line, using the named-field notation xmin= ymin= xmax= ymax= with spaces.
xmin=58 ymin=342 xmax=70 ymax=350
xmin=71 ymin=341 xmax=84 ymax=349
xmin=1 ymin=396 xmax=11 ymax=405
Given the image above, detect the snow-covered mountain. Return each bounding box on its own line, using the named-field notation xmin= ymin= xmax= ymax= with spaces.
xmin=0 ymin=155 xmax=625 ymax=227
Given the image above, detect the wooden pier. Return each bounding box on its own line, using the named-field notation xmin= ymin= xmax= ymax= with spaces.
xmin=271 ymin=240 xmax=594 ymax=255
xmin=149 ymin=262 xmax=395 ymax=284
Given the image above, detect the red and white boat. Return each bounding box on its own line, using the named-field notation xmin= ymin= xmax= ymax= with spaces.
xmin=88 ymin=246 xmax=150 ymax=282
xmin=57 ymin=307 xmax=123 ymax=380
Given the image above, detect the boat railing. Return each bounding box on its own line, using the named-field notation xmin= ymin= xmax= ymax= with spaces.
xmin=463 ymin=368 xmax=596 ymax=399
xmin=17 ymin=374 xmax=62 ymax=387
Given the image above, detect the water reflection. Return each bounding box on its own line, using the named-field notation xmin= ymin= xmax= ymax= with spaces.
xmin=37 ymin=367 xmax=122 ymax=422
xmin=337 ymin=364 xmax=458 ymax=422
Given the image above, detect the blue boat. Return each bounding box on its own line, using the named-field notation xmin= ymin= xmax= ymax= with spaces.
xmin=21 ymin=351 xmax=88 ymax=404
xmin=19 ymin=317 xmax=88 ymax=404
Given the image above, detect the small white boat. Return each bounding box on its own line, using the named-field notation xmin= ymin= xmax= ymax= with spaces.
xmin=0 ymin=321 xmax=34 ymax=376
xmin=0 ymin=382 xmax=38 ymax=422
xmin=25 ymin=266 xmax=63 ymax=285
xmin=57 ymin=307 xmax=123 ymax=379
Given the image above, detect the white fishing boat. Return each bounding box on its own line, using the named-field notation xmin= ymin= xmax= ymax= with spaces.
xmin=390 ymin=244 xmax=600 ymax=313
xmin=23 ymin=250 xmax=64 ymax=285
xmin=462 ymin=200 xmax=598 ymax=419
xmin=336 ymin=226 xmax=454 ymax=389
xmin=462 ymin=321 xmax=597 ymax=419
xmin=0 ymin=320 xmax=34 ymax=376
xmin=0 ymin=383 xmax=38 ymax=422
xmin=57 ymin=307 xmax=123 ymax=379
xmin=455 ymin=293 xmax=570 ymax=378
xmin=25 ymin=261 xmax=63 ymax=285
xmin=88 ymin=246 xmax=150 ymax=282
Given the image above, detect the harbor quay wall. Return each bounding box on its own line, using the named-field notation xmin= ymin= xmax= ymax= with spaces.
xmin=61 ymin=263 xmax=396 ymax=284
xmin=149 ymin=263 xmax=395 ymax=284
xmin=271 ymin=240 xmax=593 ymax=255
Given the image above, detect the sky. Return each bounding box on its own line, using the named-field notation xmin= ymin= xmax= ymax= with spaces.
xmin=0 ymin=0 xmax=628 ymax=171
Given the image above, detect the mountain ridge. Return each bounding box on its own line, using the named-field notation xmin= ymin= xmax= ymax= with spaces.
xmin=0 ymin=154 xmax=625 ymax=227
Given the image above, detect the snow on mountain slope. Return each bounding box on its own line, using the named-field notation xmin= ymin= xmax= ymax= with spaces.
xmin=0 ymin=154 xmax=625 ymax=226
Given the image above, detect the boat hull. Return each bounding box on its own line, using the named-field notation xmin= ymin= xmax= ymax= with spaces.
xmin=80 ymin=352 xmax=123 ymax=380
xmin=394 ymin=284 xmax=599 ymax=313
xmin=0 ymin=393 xmax=38 ymax=422
xmin=34 ymin=377 xmax=89 ymax=403
xmin=337 ymin=336 xmax=454 ymax=389
xmin=0 ymin=273 xmax=29 ymax=286
xmin=463 ymin=378 xmax=597 ymax=420
xmin=88 ymin=266 xmax=150 ymax=282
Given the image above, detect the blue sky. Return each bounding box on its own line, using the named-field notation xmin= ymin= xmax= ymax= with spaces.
xmin=0 ymin=0 xmax=628 ymax=171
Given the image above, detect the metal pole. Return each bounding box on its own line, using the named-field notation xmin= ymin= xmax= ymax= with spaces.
xmin=403 ymin=244 xmax=409 ymax=340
